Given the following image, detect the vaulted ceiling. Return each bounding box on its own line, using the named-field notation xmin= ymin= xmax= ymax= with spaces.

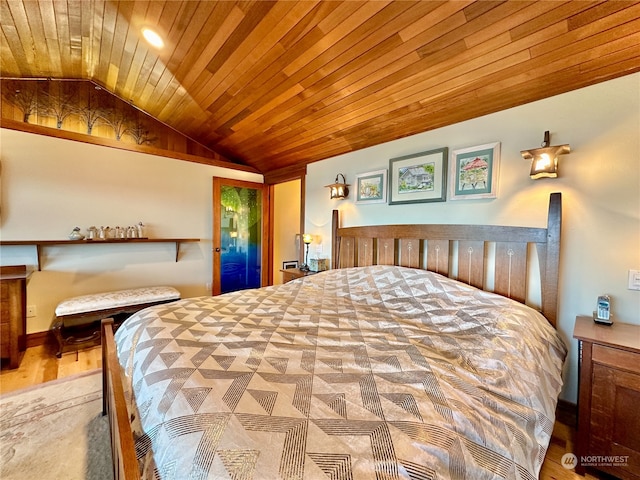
xmin=2 ymin=1 xmax=639 ymax=175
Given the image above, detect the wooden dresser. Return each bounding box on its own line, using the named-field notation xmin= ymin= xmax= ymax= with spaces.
xmin=0 ymin=265 xmax=30 ymax=369
xmin=573 ymin=315 xmax=640 ymax=479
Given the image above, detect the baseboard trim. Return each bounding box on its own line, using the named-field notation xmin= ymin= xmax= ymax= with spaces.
xmin=26 ymin=330 xmax=54 ymax=349
xmin=556 ymin=398 xmax=577 ymax=428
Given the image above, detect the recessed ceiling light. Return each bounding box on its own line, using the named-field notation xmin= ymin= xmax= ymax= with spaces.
xmin=142 ymin=28 xmax=164 ymax=48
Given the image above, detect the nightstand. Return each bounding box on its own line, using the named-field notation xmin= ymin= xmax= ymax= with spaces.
xmin=573 ymin=315 xmax=640 ymax=479
xmin=280 ymin=268 xmax=317 ymax=283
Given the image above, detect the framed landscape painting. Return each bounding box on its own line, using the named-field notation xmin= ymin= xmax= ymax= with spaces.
xmin=355 ymin=169 xmax=387 ymax=204
xmin=449 ymin=142 xmax=500 ymax=200
xmin=388 ymin=147 xmax=448 ymax=205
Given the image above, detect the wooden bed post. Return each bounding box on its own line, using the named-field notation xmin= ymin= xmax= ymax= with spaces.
xmin=102 ymin=319 xmax=141 ymax=480
xmin=542 ymin=192 xmax=562 ymax=327
xmin=102 ymin=319 xmax=111 ymax=417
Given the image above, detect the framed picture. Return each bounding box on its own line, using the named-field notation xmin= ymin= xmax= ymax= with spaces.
xmin=355 ymin=169 xmax=387 ymax=204
xmin=449 ymin=142 xmax=500 ymax=200
xmin=282 ymin=260 xmax=298 ymax=269
xmin=388 ymin=147 xmax=448 ymax=205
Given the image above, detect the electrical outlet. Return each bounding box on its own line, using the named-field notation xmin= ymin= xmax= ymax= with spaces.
xmin=26 ymin=305 xmax=37 ymax=317
xmin=628 ymin=270 xmax=640 ymax=291
xmin=205 ymin=282 xmax=212 ymax=292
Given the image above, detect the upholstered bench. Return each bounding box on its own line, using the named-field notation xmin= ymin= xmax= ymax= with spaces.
xmin=52 ymin=286 xmax=180 ymax=358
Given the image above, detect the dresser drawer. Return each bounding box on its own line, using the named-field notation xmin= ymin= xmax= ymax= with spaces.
xmin=0 ymin=322 xmax=10 ymax=357
xmin=1 ymin=282 xmax=9 ymax=302
xmin=593 ymin=344 xmax=640 ymax=375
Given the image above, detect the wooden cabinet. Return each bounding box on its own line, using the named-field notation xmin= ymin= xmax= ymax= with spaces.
xmin=0 ymin=265 xmax=30 ymax=369
xmin=573 ymin=315 xmax=640 ymax=479
xmin=280 ymin=268 xmax=317 ymax=283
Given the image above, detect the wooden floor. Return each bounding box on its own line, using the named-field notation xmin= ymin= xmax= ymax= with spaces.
xmin=1 ymin=344 xmax=604 ymax=480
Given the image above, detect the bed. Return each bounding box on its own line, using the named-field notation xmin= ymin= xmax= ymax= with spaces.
xmin=102 ymin=192 xmax=566 ymax=480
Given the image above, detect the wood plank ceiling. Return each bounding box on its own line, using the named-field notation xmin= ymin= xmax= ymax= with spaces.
xmin=2 ymin=0 xmax=640 ymax=175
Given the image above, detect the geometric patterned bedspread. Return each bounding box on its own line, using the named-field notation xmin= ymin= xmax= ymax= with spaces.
xmin=114 ymin=265 xmax=567 ymax=480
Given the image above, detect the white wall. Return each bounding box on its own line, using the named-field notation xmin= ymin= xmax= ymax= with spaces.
xmin=0 ymin=129 xmax=262 ymax=332
xmin=305 ymin=73 xmax=640 ymax=403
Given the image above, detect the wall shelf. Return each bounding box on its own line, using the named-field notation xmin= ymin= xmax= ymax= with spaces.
xmin=0 ymin=238 xmax=200 ymax=270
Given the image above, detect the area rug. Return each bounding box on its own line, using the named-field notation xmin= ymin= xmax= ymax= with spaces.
xmin=0 ymin=369 xmax=113 ymax=480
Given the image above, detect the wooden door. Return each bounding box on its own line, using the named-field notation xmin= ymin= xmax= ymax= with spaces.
xmin=212 ymin=178 xmax=269 ymax=295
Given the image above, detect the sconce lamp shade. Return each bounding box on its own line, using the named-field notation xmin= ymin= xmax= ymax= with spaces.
xmin=520 ymin=131 xmax=570 ymax=179
xmin=325 ymin=173 xmax=350 ymax=199
xmin=302 ymin=233 xmax=313 ymax=244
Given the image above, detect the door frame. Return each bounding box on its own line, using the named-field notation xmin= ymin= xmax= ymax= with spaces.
xmin=265 ymin=167 xmax=307 ymax=285
xmin=268 ymin=177 xmax=305 ymax=284
xmin=212 ymin=177 xmax=270 ymax=295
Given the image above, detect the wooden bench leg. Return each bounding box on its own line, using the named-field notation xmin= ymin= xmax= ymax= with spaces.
xmin=52 ymin=321 xmax=64 ymax=358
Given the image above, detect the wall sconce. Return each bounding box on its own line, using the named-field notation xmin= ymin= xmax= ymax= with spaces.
xmin=520 ymin=131 xmax=570 ymax=179
xmin=300 ymin=234 xmax=313 ymax=271
xmin=325 ymin=173 xmax=350 ymax=199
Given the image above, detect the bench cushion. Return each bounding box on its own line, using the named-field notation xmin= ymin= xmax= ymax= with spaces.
xmin=55 ymin=286 xmax=180 ymax=317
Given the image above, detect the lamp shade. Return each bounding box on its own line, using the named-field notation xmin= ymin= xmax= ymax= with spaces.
xmin=325 ymin=173 xmax=350 ymax=199
xmin=302 ymin=233 xmax=313 ymax=244
xmin=520 ymin=131 xmax=570 ymax=179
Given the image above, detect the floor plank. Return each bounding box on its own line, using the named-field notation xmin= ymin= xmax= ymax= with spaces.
xmin=0 ymin=343 xmax=99 ymax=394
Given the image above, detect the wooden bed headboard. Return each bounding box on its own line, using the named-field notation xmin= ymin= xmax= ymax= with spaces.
xmin=331 ymin=192 xmax=561 ymax=326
